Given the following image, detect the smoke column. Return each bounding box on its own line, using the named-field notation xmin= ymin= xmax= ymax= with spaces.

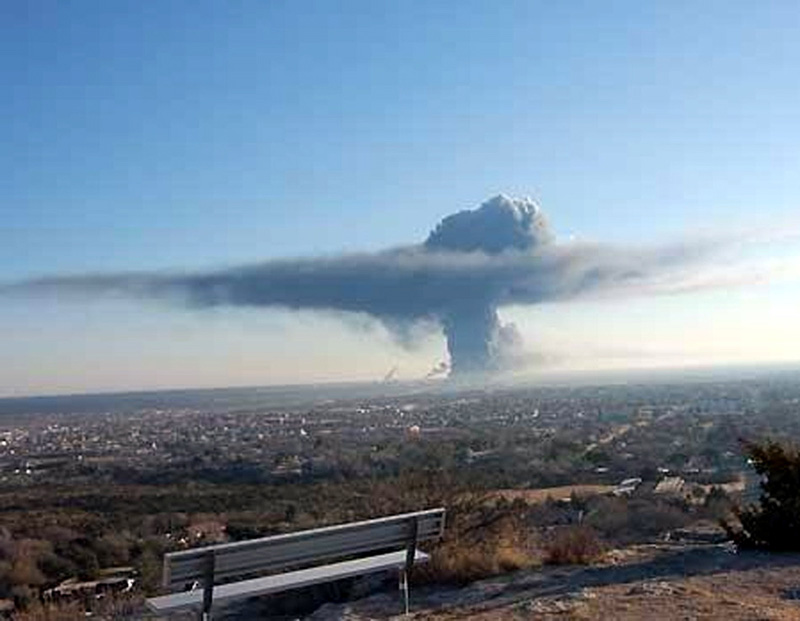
xmin=424 ymin=195 xmax=551 ymax=374
xmin=441 ymin=305 xmax=497 ymax=374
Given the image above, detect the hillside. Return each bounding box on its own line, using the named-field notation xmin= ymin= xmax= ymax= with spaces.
xmin=302 ymin=542 xmax=800 ymax=621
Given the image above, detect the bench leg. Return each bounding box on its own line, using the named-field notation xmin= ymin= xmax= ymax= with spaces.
xmin=400 ymin=569 xmax=410 ymax=616
xmin=201 ymin=552 xmax=215 ymax=621
xmin=400 ymin=516 xmax=418 ymax=616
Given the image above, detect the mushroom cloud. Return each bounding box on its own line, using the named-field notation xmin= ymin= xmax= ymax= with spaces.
xmin=2 ymin=195 xmax=734 ymax=376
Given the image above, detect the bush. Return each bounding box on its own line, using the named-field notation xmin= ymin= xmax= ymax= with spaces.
xmin=543 ymin=525 xmax=606 ymax=565
xmin=586 ymin=496 xmax=691 ymax=544
xmin=727 ymin=440 xmax=800 ymax=550
xmin=11 ymin=600 xmax=84 ymax=621
xmin=424 ymin=537 xmax=533 ymax=585
xmin=703 ymin=486 xmax=733 ymax=522
xmin=416 ymin=496 xmax=538 ymax=585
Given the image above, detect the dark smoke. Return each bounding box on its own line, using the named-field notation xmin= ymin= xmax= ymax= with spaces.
xmin=424 ymin=195 xmax=551 ymax=374
xmin=1 ymin=195 xmax=729 ymax=376
xmin=442 ymin=305 xmax=498 ymax=374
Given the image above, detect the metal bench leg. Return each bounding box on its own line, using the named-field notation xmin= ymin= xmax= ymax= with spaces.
xmin=201 ymin=551 xmax=215 ymax=621
xmin=400 ymin=516 xmax=418 ymax=616
xmin=400 ymin=569 xmax=410 ymax=616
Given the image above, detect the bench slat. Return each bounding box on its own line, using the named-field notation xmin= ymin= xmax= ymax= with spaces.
xmin=148 ymin=549 xmax=429 ymax=614
xmin=167 ymin=508 xmax=443 ymax=561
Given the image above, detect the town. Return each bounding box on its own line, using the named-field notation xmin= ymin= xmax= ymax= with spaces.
xmin=0 ymin=371 xmax=798 ymax=616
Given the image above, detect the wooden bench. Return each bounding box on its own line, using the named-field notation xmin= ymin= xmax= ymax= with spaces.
xmin=146 ymin=508 xmax=445 ymax=619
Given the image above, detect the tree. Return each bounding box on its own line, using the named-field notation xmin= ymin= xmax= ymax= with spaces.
xmin=728 ymin=440 xmax=800 ymax=550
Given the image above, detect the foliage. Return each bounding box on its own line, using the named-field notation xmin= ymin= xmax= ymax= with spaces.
xmin=727 ymin=440 xmax=800 ymax=550
xmin=586 ymin=496 xmax=691 ymax=544
xmin=416 ymin=494 xmax=539 ymax=585
xmin=543 ymin=525 xmax=606 ymax=565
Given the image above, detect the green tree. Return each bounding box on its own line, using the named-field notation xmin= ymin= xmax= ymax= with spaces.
xmin=728 ymin=440 xmax=800 ymax=550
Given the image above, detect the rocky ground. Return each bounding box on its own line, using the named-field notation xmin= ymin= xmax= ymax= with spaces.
xmin=303 ymin=543 xmax=800 ymax=621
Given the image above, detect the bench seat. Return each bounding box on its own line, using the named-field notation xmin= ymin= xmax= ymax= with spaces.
xmin=147 ymin=549 xmax=429 ymax=614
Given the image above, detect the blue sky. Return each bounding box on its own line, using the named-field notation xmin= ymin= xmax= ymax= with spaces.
xmin=2 ymin=1 xmax=800 ymax=396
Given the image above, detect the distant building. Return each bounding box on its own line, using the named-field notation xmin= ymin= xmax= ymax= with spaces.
xmin=465 ymin=448 xmax=495 ymax=463
xmin=406 ymin=425 xmax=421 ymax=438
xmin=613 ymin=477 xmax=642 ymax=496
xmin=654 ymin=476 xmax=685 ymax=495
xmin=43 ymin=567 xmax=137 ymax=601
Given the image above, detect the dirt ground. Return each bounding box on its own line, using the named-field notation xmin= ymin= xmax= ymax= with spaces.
xmin=308 ymin=543 xmax=800 ymax=621
xmin=415 ymin=545 xmax=800 ymax=621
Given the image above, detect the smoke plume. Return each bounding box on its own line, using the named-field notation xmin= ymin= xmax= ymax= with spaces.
xmin=1 ymin=195 xmax=736 ymax=376
xmin=424 ymin=195 xmax=550 ymax=373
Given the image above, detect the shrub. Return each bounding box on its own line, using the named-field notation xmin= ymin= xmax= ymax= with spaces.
xmin=424 ymin=538 xmax=532 ymax=585
xmin=727 ymin=440 xmax=800 ymax=550
xmin=543 ymin=525 xmax=606 ymax=565
xmin=12 ymin=595 xmax=145 ymax=621
xmin=703 ymin=486 xmax=733 ymax=522
xmin=416 ymin=497 xmax=538 ymax=585
xmin=11 ymin=600 xmax=84 ymax=621
xmin=586 ymin=496 xmax=690 ymax=544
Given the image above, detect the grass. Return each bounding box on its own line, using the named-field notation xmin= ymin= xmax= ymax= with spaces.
xmin=543 ymin=525 xmax=607 ymax=565
xmin=416 ymin=494 xmax=540 ymax=585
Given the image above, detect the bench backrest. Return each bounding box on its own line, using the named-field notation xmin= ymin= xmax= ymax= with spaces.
xmin=163 ymin=508 xmax=445 ymax=590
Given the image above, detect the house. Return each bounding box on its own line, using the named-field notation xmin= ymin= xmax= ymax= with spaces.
xmin=654 ymin=476 xmax=686 ymax=495
xmin=612 ymin=477 xmax=642 ymax=496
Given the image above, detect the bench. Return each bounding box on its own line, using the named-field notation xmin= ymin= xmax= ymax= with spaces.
xmin=146 ymin=507 xmax=446 ymax=619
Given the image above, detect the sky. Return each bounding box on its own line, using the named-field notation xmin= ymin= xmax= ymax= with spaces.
xmin=2 ymin=0 xmax=800 ymax=396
